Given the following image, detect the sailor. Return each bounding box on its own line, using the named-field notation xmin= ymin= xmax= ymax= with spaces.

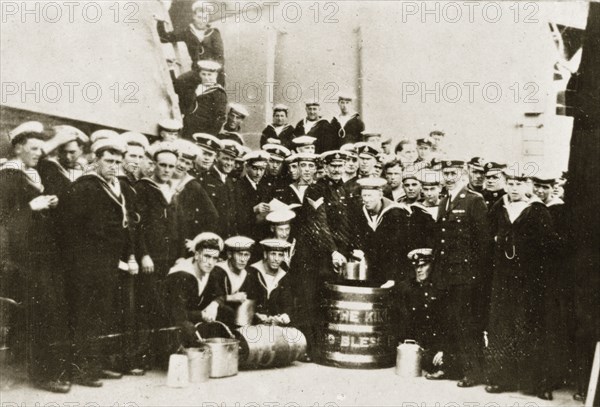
xmin=340 ymin=143 xmax=359 ymax=183
xmin=383 ymin=159 xmax=405 ymax=203
xmin=61 ymin=136 xmax=137 ymax=387
xmin=176 ymin=60 xmax=227 ymax=138
xmin=233 ymin=151 xmax=272 ymax=241
xmin=466 ymin=157 xmax=485 ymax=193
xmin=218 ymin=103 xmax=249 ymax=136
xmin=410 ymin=170 xmax=442 ymax=249
xmin=265 ymin=209 xmax=297 ymax=268
xmin=260 ymin=104 xmax=295 ymax=149
xmin=293 ymin=100 xmax=336 ymax=153
xmin=248 ymin=239 xmax=294 ymax=326
xmin=172 ymin=138 xmax=219 ymax=255
xmin=433 ymin=160 xmax=490 ymax=388
xmin=397 ymin=249 xmax=451 ymax=380
xmin=212 ymin=236 xmax=259 ymax=324
xmin=482 ymin=161 xmax=507 ymax=209
xmin=166 ymin=233 xmax=231 ymax=346
xmin=38 ymin=125 xmax=89 ymax=197
xmin=292 ymin=135 xmax=317 ymax=154
xmin=350 ymin=177 xmax=412 ymax=283
xmin=1 ymin=123 xmax=71 ymax=393
xmin=134 ymin=142 xmax=180 ymax=368
xmin=157 ymin=119 xmax=183 ymax=143
xmin=329 ymin=93 xmax=365 ymax=144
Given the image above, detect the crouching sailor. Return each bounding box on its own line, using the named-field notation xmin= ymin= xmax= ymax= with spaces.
xmin=166 ymin=232 xmax=233 ymax=346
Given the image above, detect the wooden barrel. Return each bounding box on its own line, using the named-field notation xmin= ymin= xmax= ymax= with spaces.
xmin=319 ymin=282 xmax=396 ymax=369
xmin=237 ymin=325 xmax=307 ymax=369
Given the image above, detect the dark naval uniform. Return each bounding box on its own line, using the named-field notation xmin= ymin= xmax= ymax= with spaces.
xmin=37 ymin=158 xmax=76 ymax=198
xmin=409 ymin=202 xmax=439 ymax=250
xmin=0 ymin=165 xmax=70 ymax=384
xmin=157 ymin=23 xmax=224 ymax=67
xmin=165 ymin=258 xmax=230 ymax=346
xmin=482 ymin=189 xmax=506 ymax=209
xmin=175 ymin=71 xmax=227 ymax=138
xmin=330 ymin=113 xmax=365 ymax=145
xmin=212 ymin=262 xmax=260 ymax=320
xmin=60 ymin=173 xmax=134 ymax=378
xmin=173 ymin=174 xmax=219 ymax=256
xmin=248 ymin=261 xmax=294 ymax=320
xmin=486 ymin=196 xmax=558 ymax=392
xmin=352 ymin=198 xmax=412 ymax=283
xmin=291 ymin=176 xmax=351 ymax=357
xmin=260 ymin=124 xmax=295 ymax=150
xmin=433 ymin=186 xmax=490 ymax=382
xmin=293 ymin=118 xmax=337 ymax=154
xmin=233 ymin=175 xmax=271 ymax=241
xmin=397 ymin=278 xmax=448 ymax=373
xmin=197 ymin=167 xmax=236 ymax=238
xmin=134 ymin=178 xmax=180 ymax=362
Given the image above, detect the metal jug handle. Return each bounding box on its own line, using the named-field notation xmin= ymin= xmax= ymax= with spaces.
xmin=195 ymin=320 xmax=236 ymax=339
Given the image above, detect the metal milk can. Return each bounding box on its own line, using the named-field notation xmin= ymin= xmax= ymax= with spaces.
xmin=395 ymin=339 xmax=423 ymax=377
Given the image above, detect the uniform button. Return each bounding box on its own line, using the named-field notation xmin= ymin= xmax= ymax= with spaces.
xmin=426 ymin=315 xmax=430 ymax=319
xmin=424 ymin=304 xmax=428 ymax=308
xmin=440 ymin=239 xmax=445 ymax=243
xmin=425 ymin=292 xmax=428 ymax=296
xmin=457 ymin=219 xmax=461 ymax=223
xmin=441 ymin=228 xmax=446 ymax=232
xmin=196 ymin=208 xmax=199 ymax=212
xmin=464 ymin=259 xmax=468 ymax=263
xmin=442 ymin=218 xmax=446 ymax=221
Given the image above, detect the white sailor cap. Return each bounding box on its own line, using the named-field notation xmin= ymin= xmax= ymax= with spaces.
xmin=357 ymin=177 xmax=387 ymax=190
xmin=228 ymin=103 xmax=249 ymax=118
xmin=44 ymin=125 xmax=89 ymax=154
xmin=158 ymin=118 xmax=183 ymax=132
xmin=91 ymin=136 xmax=127 ymax=155
xmin=259 ymin=238 xmax=292 ymax=251
xmin=337 ymin=91 xmax=355 ymax=101
xmin=147 ymin=141 xmax=178 ymax=161
xmin=224 ymin=236 xmax=255 ymax=252
xmin=173 ymin=139 xmax=201 ymax=159
xmin=266 ymin=209 xmax=296 ymax=225
xmin=186 ymin=232 xmax=224 ymax=253
xmin=292 ymin=135 xmax=317 ymax=147
xmin=304 ymin=99 xmax=320 ymax=107
xmin=197 ymin=60 xmax=222 ymax=72
xmin=272 ymin=104 xmax=289 ymax=113
xmin=90 ymin=129 xmax=119 ymax=144
xmin=122 ymin=131 xmax=150 ymax=151
xmin=8 ymin=121 xmax=44 ymax=144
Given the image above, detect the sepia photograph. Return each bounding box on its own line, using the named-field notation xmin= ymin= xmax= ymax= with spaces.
xmin=0 ymin=1 xmax=599 ymax=406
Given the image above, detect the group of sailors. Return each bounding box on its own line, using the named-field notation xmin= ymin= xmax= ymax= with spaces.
xmin=0 ymin=2 xmax=581 ymax=399
xmin=0 ymin=104 xmax=574 ymax=401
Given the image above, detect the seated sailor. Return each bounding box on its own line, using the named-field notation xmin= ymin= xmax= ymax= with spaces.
xmin=165 ymin=232 xmax=233 ymax=345
xmin=248 ymin=239 xmax=294 ymax=326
